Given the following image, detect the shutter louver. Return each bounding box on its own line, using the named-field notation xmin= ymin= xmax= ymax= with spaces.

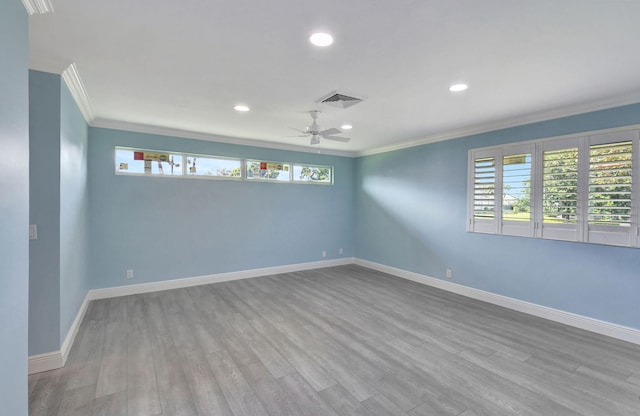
xmin=543 ymin=148 xmax=579 ymax=224
xmin=473 ymin=157 xmax=496 ymax=220
xmin=588 ymin=141 xmax=633 ymax=227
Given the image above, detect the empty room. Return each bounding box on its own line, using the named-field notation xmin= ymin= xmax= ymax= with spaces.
xmin=3 ymin=0 xmax=640 ymax=415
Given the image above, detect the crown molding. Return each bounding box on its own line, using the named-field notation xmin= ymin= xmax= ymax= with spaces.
xmin=357 ymin=92 xmax=640 ymax=157
xmin=21 ymin=0 xmax=54 ymax=15
xmin=90 ymin=118 xmax=358 ymax=158
xmin=28 ymin=52 xmax=640 ymax=160
xmin=61 ymin=63 xmax=95 ymax=123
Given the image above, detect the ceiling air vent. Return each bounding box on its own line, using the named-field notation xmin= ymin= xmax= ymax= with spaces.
xmin=317 ymin=91 xmax=365 ymax=109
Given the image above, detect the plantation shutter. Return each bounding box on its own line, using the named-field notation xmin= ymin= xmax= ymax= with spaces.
xmin=539 ymin=139 xmax=580 ymax=241
xmin=586 ymin=131 xmax=637 ymax=246
xmin=468 ymin=149 xmax=499 ymax=233
xmin=501 ymin=145 xmax=534 ymax=237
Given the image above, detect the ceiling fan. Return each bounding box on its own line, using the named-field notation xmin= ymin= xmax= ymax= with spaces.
xmin=292 ymin=110 xmax=351 ymax=145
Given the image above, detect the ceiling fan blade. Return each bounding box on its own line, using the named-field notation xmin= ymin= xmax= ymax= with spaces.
xmin=323 ymin=135 xmax=351 ymax=142
xmin=319 ymin=127 xmax=341 ymax=136
xmin=290 ymin=127 xmax=309 ymax=134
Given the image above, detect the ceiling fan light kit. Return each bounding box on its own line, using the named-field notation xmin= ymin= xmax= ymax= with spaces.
xmin=293 ymin=110 xmax=352 ymax=146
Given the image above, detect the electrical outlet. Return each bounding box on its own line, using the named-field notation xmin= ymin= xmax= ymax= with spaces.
xmin=126 ymin=269 xmax=134 ymax=279
xmin=322 ymin=250 xmax=327 ymax=258
xmin=446 ymin=268 xmax=452 ymax=279
xmin=339 ymin=247 xmax=343 ymax=255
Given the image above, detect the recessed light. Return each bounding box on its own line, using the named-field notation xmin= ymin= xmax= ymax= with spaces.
xmin=234 ymin=105 xmax=250 ymax=112
xmin=449 ymin=83 xmax=468 ymax=92
xmin=341 ymin=124 xmax=353 ymax=130
xmin=310 ymin=32 xmax=333 ymax=47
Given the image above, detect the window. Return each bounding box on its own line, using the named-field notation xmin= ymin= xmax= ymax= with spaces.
xmin=116 ymin=148 xmax=182 ymax=176
xmin=185 ymin=154 xmax=241 ymax=178
xmin=471 ymin=152 xmax=497 ymax=233
xmin=293 ymin=164 xmax=333 ymax=184
xmin=588 ymin=141 xmax=632 ymax=227
xmin=467 ymin=127 xmax=640 ymax=247
xmin=246 ymin=161 xmax=291 ymax=182
xmin=501 ymin=148 xmax=533 ymax=237
xmin=539 ymin=140 xmax=580 ymax=241
xmin=585 ymin=133 xmax=636 ymax=246
xmin=115 ymin=147 xmax=333 ymax=186
xmin=543 ymin=148 xmax=578 ymax=224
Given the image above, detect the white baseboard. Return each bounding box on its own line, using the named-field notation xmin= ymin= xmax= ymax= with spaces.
xmin=88 ymin=258 xmax=354 ymax=300
xmin=28 ymin=293 xmax=91 ymax=375
xmin=28 ymin=351 xmax=63 ymax=375
xmin=28 ymin=256 xmax=639 ymax=375
xmin=28 ymin=259 xmax=352 ymax=374
xmin=354 ymin=258 xmax=640 ymax=346
xmin=61 ymin=294 xmax=91 ymax=364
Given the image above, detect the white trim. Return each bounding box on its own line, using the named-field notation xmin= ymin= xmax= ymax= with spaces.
xmin=28 ymin=293 xmax=90 ymax=374
xmin=20 ymin=61 xmax=640 ymax=159
xmin=463 ymin=124 xmax=640 ymax=153
xmin=88 ymin=258 xmax=354 ymax=300
xmin=357 ymin=96 xmax=640 ymax=157
xmin=22 ymin=65 xmax=640 ymax=159
xmin=28 ymin=256 xmax=640 ymax=375
xmin=62 ymin=63 xmax=95 ymax=123
xmin=60 ymin=294 xmax=90 ymax=364
xmin=28 ymin=351 xmax=63 ymax=375
xmin=28 ymin=259 xmax=353 ymax=374
xmin=354 ymin=258 xmax=640 ymax=346
xmin=21 ymin=0 xmax=53 ymax=15
xmin=91 ymin=118 xmax=357 ymax=158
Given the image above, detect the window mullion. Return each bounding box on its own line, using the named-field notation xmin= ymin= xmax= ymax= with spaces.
xmin=633 ymin=137 xmax=640 ymax=247
xmin=495 ymin=149 xmax=504 ymax=235
xmin=466 ymin=152 xmax=473 ymax=231
xmin=577 ymin=139 xmax=590 ymax=242
xmin=532 ymin=143 xmax=543 ymax=238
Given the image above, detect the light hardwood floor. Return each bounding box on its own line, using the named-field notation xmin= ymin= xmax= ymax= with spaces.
xmin=29 ymin=265 xmax=640 ymax=415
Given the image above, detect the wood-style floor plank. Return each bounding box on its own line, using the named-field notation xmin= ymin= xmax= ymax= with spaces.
xmin=28 ymin=265 xmax=640 ymax=416
xmin=240 ymin=361 xmax=304 ymax=416
xmin=318 ymin=383 xmax=374 ymax=416
xmin=278 ymin=372 xmax=340 ymax=416
xmin=206 ymin=350 xmax=269 ymax=416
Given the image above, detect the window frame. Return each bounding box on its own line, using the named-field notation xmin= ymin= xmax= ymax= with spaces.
xmin=114 ymin=146 xmax=334 ymax=186
xmin=468 ymin=148 xmax=500 ymax=234
xmin=537 ymin=137 xmax=581 ymax=242
xmin=500 ymin=144 xmax=535 ymax=238
xmin=467 ymin=125 xmax=640 ymax=248
xmin=115 ymin=147 xmax=184 ymax=177
xmin=183 ymin=153 xmax=243 ymax=180
xmin=292 ymin=164 xmax=334 ymax=185
xmin=245 ymin=159 xmax=292 ymax=183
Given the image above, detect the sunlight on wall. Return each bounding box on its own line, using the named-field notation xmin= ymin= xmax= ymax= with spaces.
xmin=362 ymin=175 xmax=449 ymax=244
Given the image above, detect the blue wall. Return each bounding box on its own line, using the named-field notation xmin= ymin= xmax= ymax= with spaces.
xmin=89 ymin=128 xmax=356 ymax=289
xmin=29 ymin=70 xmax=90 ymax=356
xmin=29 ymin=71 xmax=62 ymax=355
xmin=356 ymin=103 xmax=640 ymax=330
xmin=0 ymin=0 xmax=29 ymax=413
xmin=59 ymin=81 xmax=90 ymax=344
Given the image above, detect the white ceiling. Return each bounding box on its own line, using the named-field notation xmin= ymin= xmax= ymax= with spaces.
xmin=28 ymin=0 xmax=640 ymax=156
